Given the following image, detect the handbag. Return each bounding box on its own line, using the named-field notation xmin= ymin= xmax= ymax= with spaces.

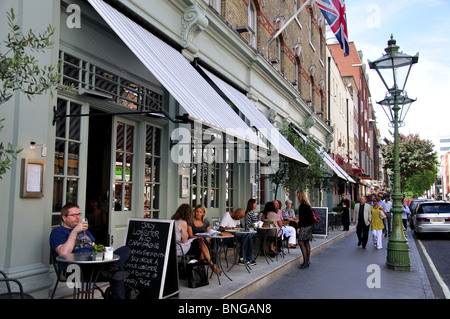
xmin=186 ymin=260 xmax=209 ymax=288
xmin=380 ymin=210 xmax=387 ymax=220
xmin=312 ymin=208 xmax=321 ymax=224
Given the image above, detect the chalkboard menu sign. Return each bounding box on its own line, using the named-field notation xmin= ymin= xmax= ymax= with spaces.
xmin=123 ymin=218 xmax=179 ymax=299
xmin=312 ymin=207 xmax=328 ymax=238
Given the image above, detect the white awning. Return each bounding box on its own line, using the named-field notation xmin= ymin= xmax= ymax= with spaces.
xmin=319 ymin=148 xmax=356 ymax=184
xmin=201 ymin=67 xmax=309 ymax=166
xmin=292 ymin=126 xmax=356 ymax=183
xmin=88 ymin=0 xmax=265 ymax=148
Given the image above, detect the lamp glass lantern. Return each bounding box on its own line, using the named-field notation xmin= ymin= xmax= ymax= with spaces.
xmin=368 ymin=35 xmax=419 ymax=96
xmin=377 ymin=92 xmax=416 ymax=128
xmin=369 ymin=35 xmax=418 ymax=271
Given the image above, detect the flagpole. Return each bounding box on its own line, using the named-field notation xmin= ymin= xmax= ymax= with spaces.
xmin=268 ymin=0 xmax=313 ymax=46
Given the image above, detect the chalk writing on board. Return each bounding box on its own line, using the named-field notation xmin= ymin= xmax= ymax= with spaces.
xmin=124 ymin=218 xmax=175 ymax=299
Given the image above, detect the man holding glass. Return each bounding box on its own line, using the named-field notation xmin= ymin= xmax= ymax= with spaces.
xmin=50 ymin=202 xmax=131 ymax=299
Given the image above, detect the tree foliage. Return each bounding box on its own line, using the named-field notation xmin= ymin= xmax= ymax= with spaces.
xmin=0 ymin=8 xmax=60 ymax=178
xmin=0 ymin=8 xmax=60 ymax=103
xmin=267 ymin=124 xmax=330 ymax=195
xmin=381 ymin=133 xmax=438 ymax=196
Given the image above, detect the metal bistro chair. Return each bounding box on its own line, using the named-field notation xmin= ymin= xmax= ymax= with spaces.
xmin=0 ymin=270 xmax=34 ymax=299
xmin=257 ymin=223 xmax=284 ymax=262
xmin=176 ymin=242 xmax=196 ymax=280
xmin=50 ymin=249 xmax=67 ymax=299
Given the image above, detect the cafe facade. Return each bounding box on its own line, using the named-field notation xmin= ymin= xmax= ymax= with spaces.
xmin=0 ymin=0 xmax=346 ymax=297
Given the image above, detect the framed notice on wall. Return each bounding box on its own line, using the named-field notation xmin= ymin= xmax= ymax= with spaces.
xmin=180 ymin=175 xmax=189 ymax=198
xmin=20 ymin=158 xmax=45 ymax=198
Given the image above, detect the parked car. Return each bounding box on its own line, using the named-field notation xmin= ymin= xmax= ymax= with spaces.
xmin=413 ymin=201 xmax=450 ymax=237
xmin=409 ymin=199 xmax=433 ymax=230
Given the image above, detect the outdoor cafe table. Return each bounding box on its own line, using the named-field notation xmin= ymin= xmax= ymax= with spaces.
xmin=56 ymin=252 xmax=120 ymax=299
xmin=196 ymin=233 xmax=234 ymax=285
xmin=225 ymin=228 xmax=257 ymax=273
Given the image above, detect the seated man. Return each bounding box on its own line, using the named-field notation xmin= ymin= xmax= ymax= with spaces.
xmin=219 ymin=208 xmax=255 ymax=266
xmin=50 ymin=202 xmax=131 ymax=299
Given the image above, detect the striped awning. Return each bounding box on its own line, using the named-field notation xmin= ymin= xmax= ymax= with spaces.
xmin=201 ymin=67 xmax=309 ymax=166
xmin=88 ymin=0 xmax=266 ymax=148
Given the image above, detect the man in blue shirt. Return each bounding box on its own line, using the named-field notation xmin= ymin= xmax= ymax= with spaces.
xmin=50 ymin=203 xmax=130 ymax=299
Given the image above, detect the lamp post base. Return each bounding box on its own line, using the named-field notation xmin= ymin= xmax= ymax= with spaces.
xmin=386 ymin=239 xmax=411 ymax=271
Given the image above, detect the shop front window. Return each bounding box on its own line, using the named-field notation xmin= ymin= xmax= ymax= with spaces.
xmin=190 ymin=132 xmax=221 ymax=209
xmin=144 ymin=125 xmax=161 ymax=218
xmin=52 ymin=98 xmax=83 ymax=227
xmin=114 ymin=122 xmax=134 ymax=211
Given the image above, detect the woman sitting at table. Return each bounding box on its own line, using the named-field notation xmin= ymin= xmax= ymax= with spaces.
xmin=172 ymin=204 xmax=221 ymax=274
xmin=188 ymin=205 xmax=211 ymax=240
xmin=277 ymin=200 xmax=297 ymax=248
xmin=244 ymin=198 xmax=260 ymax=231
xmin=261 ymin=201 xmax=283 ymax=257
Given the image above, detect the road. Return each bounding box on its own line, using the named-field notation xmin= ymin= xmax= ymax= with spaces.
xmin=414 ymin=231 xmax=450 ymax=299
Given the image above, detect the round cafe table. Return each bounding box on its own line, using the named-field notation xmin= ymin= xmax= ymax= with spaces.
xmin=197 ymin=233 xmax=234 ymax=285
xmin=56 ymin=252 xmax=120 ymax=299
xmin=226 ymin=229 xmax=257 ymax=273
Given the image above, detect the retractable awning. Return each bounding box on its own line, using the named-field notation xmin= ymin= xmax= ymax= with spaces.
xmin=88 ymin=0 xmax=265 ymax=148
xmin=201 ymin=67 xmax=309 ymax=166
xmin=292 ymin=127 xmax=356 ymax=183
xmin=319 ymin=148 xmax=356 ymax=183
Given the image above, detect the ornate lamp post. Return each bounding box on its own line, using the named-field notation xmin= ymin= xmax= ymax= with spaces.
xmin=369 ymin=35 xmax=418 ymax=271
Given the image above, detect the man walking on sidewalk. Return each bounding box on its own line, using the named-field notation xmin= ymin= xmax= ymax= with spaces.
xmin=353 ymin=197 xmax=372 ymax=249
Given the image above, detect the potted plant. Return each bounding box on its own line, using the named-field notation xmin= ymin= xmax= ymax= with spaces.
xmin=92 ymin=244 xmax=105 ymax=260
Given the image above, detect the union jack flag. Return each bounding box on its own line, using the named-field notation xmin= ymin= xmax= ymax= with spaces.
xmin=315 ymin=0 xmax=349 ymax=56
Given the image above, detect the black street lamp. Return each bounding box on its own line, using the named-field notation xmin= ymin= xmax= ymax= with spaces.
xmin=369 ymin=35 xmax=419 ymax=271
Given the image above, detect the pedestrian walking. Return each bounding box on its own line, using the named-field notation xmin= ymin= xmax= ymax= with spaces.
xmin=383 ymin=195 xmax=392 ymax=236
xmin=296 ymin=190 xmax=314 ymax=269
xmin=402 ymin=198 xmax=411 ymax=231
xmin=353 ymin=197 xmax=372 ymax=249
xmin=371 ymin=198 xmax=386 ymax=249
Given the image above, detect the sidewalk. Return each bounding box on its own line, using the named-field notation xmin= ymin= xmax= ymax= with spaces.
xmin=247 ymin=227 xmax=435 ymax=299
xmin=55 ymin=226 xmax=434 ymax=299
xmin=177 ymin=225 xmax=434 ymax=299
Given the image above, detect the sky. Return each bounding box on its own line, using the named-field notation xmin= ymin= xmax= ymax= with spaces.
xmin=343 ymin=0 xmax=450 ymax=151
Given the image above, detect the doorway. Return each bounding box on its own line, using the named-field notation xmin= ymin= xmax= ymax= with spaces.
xmin=86 ymin=109 xmax=111 ymax=246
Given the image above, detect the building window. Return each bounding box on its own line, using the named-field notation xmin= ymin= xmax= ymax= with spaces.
xmin=226 ymin=149 xmax=234 ymax=212
xmin=144 ymin=125 xmax=161 ymax=219
xmin=310 ymin=75 xmax=315 ymax=106
xmin=295 ymin=58 xmax=300 ymax=92
xmin=210 ymin=0 xmax=222 ymax=14
xmin=275 ymin=37 xmax=282 ymax=72
xmin=52 ymin=98 xmax=84 ymax=227
xmin=319 ymin=28 xmax=324 ymax=63
xmin=113 ymin=121 xmax=135 ymax=212
xmin=60 ymin=51 xmax=163 ymax=113
xmin=248 ymin=1 xmax=258 ymax=48
xmin=309 ymin=12 xmax=315 ymax=51
xmin=190 ymin=136 xmax=220 ymax=208
xmin=256 ymin=162 xmax=265 ymax=205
